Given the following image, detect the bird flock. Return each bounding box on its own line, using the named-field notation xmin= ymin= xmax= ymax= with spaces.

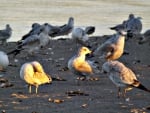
xmin=0 ymin=14 xmax=150 ymax=100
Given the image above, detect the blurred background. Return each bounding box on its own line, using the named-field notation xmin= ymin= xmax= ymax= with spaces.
xmin=0 ymin=0 xmax=150 ymax=41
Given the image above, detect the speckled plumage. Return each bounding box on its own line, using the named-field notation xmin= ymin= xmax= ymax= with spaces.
xmin=102 ymin=60 xmax=150 ymax=97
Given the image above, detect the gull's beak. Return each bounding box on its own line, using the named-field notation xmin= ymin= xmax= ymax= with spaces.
xmin=86 ymin=50 xmax=94 ymax=58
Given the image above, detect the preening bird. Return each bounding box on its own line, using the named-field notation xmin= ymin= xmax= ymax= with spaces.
xmin=68 ymin=46 xmax=99 ymax=81
xmin=0 ymin=51 xmax=9 ymax=71
xmin=93 ymin=25 xmax=126 ymax=61
xmin=102 ymin=60 xmax=150 ymax=98
xmin=0 ymin=24 xmax=12 ymax=45
xmin=20 ymin=61 xmax=52 ymax=94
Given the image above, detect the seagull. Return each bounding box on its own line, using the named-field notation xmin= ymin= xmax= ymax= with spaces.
xmin=21 ymin=23 xmax=41 ymax=40
xmin=49 ymin=17 xmax=74 ymax=37
xmin=110 ymin=14 xmax=142 ymax=39
xmin=0 ymin=24 xmax=12 ymax=45
xmin=125 ymin=14 xmax=142 ymax=38
xmin=20 ymin=61 xmax=52 ymax=94
xmin=7 ymin=33 xmax=41 ymax=56
xmin=72 ymin=27 xmax=89 ymax=47
xmin=68 ymin=46 xmax=99 ymax=81
xmin=102 ymin=60 xmax=150 ymax=98
xmin=8 ymin=25 xmax=50 ymax=56
xmin=93 ymin=25 xmax=126 ymax=61
xmin=0 ymin=51 xmax=9 ymax=71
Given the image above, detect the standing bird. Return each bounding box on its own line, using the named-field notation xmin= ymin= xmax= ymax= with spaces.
xmin=0 ymin=51 xmax=9 ymax=71
xmin=125 ymin=14 xmax=142 ymax=38
xmin=93 ymin=25 xmax=126 ymax=61
xmin=0 ymin=24 xmax=12 ymax=45
xmin=102 ymin=60 xmax=150 ymax=98
xmin=68 ymin=46 xmax=99 ymax=81
xmin=20 ymin=61 xmax=52 ymax=94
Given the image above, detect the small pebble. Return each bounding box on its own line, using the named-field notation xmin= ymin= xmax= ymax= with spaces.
xmin=48 ymin=98 xmax=64 ymax=104
xmin=14 ymin=59 xmax=18 ymax=63
xmin=81 ymin=104 xmax=88 ymax=108
xmin=125 ymin=97 xmax=130 ymax=102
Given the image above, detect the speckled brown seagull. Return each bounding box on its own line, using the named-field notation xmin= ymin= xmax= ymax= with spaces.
xmin=93 ymin=25 xmax=126 ymax=61
xmin=102 ymin=60 xmax=150 ymax=98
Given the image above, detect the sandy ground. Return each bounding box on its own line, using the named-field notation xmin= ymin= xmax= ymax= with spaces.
xmin=0 ymin=36 xmax=150 ymax=113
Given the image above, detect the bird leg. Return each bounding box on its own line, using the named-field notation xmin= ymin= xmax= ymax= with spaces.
xmin=28 ymin=85 xmax=32 ymax=93
xmin=123 ymin=88 xmax=127 ymax=98
xmin=117 ymin=87 xmax=121 ymax=98
xmin=35 ymin=85 xmax=39 ymax=94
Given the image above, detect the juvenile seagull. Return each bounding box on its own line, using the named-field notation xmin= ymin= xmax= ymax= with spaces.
xmin=68 ymin=46 xmax=99 ymax=81
xmin=0 ymin=24 xmax=12 ymax=45
xmin=20 ymin=61 xmax=52 ymax=94
xmin=0 ymin=51 xmax=9 ymax=71
xmin=102 ymin=60 xmax=150 ymax=98
xmin=93 ymin=25 xmax=126 ymax=61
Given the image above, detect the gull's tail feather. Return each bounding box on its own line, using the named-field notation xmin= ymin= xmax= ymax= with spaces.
xmin=132 ymin=80 xmax=150 ymax=93
xmin=136 ymin=83 xmax=150 ymax=93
